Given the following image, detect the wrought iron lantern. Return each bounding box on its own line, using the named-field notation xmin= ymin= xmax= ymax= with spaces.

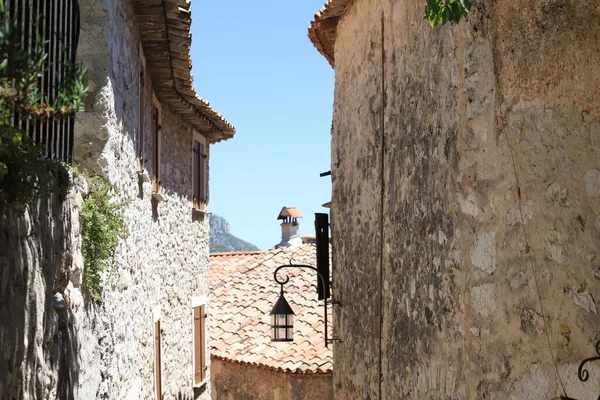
xmin=270 ymin=262 xmax=341 ymax=347
xmin=270 ymin=290 xmax=295 ymax=342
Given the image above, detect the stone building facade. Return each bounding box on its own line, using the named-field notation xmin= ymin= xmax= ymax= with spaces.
xmin=309 ymin=0 xmax=600 ymax=399
xmin=0 ymin=0 xmax=234 ymax=399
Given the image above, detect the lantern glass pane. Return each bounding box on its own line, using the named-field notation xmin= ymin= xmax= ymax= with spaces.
xmin=276 ymin=314 xmax=287 ymax=326
xmin=277 ymin=327 xmax=287 ymax=338
xmin=271 ymin=312 xmax=294 ymax=341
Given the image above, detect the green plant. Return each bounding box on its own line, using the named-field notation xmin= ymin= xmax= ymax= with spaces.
xmin=80 ymin=174 xmax=127 ymax=303
xmin=0 ymin=0 xmax=87 ymax=212
xmin=425 ymin=0 xmax=472 ymax=27
xmin=0 ymin=128 xmax=70 ymax=211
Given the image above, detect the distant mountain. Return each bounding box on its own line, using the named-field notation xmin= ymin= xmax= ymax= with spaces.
xmin=209 ymin=215 xmax=260 ymax=253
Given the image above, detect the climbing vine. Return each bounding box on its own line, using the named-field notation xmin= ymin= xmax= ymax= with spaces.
xmin=80 ymin=174 xmax=127 ymax=303
xmin=0 ymin=0 xmax=87 ymax=213
xmin=425 ymin=0 xmax=472 ymax=27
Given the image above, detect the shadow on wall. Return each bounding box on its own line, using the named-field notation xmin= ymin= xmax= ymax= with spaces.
xmin=177 ymin=385 xmax=207 ymax=400
xmin=56 ymin=308 xmax=80 ymax=400
xmin=0 ymin=194 xmax=80 ymax=399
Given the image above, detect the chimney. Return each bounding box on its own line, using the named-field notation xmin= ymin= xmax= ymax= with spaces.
xmin=276 ymin=207 xmax=303 ymax=248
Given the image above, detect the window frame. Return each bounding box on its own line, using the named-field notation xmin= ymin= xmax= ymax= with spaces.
xmin=192 ymin=131 xmax=208 ymax=211
xmin=192 ymin=297 xmax=208 ymax=387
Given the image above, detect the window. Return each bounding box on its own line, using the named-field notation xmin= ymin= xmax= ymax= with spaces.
xmin=154 ymin=310 xmax=162 ymax=400
xmin=193 ymin=303 xmax=207 ymax=385
xmin=138 ymin=67 xmax=145 ymax=171
xmin=192 ymin=131 xmax=208 ymax=210
xmin=152 ymin=102 xmax=161 ymax=193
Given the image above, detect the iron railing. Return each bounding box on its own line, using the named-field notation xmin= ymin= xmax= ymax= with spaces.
xmin=5 ymin=0 xmax=80 ymax=164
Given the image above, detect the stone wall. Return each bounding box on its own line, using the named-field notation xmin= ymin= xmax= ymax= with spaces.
xmin=0 ymin=0 xmax=213 ymax=398
xmin=76 ymin=105 xmax=212 ymax=400
xmin=330 ymin=0 xmax=600 ymax=399
xmin=74 ymin=0 xmax=212 ymax=398
xmin=211 ymin=359 xmax=333 ymax=400
xmin=0 ymin=192 xmax=80 ymax=400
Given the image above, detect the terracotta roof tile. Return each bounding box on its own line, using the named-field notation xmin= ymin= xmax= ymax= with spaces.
xmin=307 ymin=0 xmax=354 ymax=68
xmin=209 ymin=244 xmax=333 ymax=374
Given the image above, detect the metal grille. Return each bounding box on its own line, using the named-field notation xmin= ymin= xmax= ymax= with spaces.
xmin=5 ymin=0 xmax=80 ymax=164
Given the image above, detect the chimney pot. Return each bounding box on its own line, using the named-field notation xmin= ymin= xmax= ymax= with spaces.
xmin=276 ymin=207 xmax=303 ymax=248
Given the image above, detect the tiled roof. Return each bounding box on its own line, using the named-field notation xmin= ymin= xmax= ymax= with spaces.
xmin=134 ymin=0 xmax=235 ymax=143
xmin=209 ymin=244 xmax=333 ymax=374
xmin=209 ymin=251 xmax=265 ymax=283
xmin=307 ymin=0 xmax=354 ymax=68
xmin=277 ymin=206 xmax=303 ymax=219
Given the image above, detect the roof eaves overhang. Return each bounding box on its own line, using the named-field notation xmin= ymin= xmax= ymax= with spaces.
xmin=211 ymin=355 xmax=333 ymax=376
xmin=307 ymin=0 xmax=354 ymax=68
xmin=135 ymin=0 xmax=235 ymax=143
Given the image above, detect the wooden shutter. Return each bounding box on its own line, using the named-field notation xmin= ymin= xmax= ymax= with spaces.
xmin=199 ymin=144 xmax=207 ymax=203
xmin=138 ymin=69 xmax=145 ymax=169
xmin=193 ymin=141 xmax=200 ymax=205
xmin=155 ymin=320 xmax=162 ymax=399
xmin=153 ymin=106 xmax=160 ymax=192
xmin=194 ymin=305 xmax=206 ymax=384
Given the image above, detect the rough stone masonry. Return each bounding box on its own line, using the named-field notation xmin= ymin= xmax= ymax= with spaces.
xmin=0 ymin=0 xmax=227 ymax=398
xmin=309 ymin=0 xmax=600 ymax=398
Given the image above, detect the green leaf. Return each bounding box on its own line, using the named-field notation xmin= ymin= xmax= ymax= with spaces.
xmin=460 ymin=0 xmax=473 ymax=11
xmin=425 ymin=0 xmax=471 ymax=27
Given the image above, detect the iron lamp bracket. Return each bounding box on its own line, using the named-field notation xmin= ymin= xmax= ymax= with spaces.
xmin=273 ymin=263 xmax=341 ymax=348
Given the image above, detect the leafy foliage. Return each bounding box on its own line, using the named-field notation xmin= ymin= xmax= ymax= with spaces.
xmin=80 ymin=174 xmax=127 ymax=303
xmin=0 ymin=125 xmax=70 ymax=211
xmin=425 ymin=0 xmax=472 ymax=27
xmin=0 ymin=0 xmax=87 ymax=212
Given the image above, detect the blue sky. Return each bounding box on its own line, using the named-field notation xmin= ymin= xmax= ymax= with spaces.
xmin=190 ymin=1 xmax=334 ymax=250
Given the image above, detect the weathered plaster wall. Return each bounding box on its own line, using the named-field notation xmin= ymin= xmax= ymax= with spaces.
xmin=1 ymin=0 xmax=212 ymax=398
xmin=211 ymin=359 xmax=333 ymax=400
xmin=329 ymin=0 xmax=384 ymax=398
xmin=330 ymin=0 xmax=600 ymax=399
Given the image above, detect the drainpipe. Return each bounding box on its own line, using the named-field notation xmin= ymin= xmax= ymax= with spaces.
xmin=378 ymin=11 xmax=386 ymax=400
